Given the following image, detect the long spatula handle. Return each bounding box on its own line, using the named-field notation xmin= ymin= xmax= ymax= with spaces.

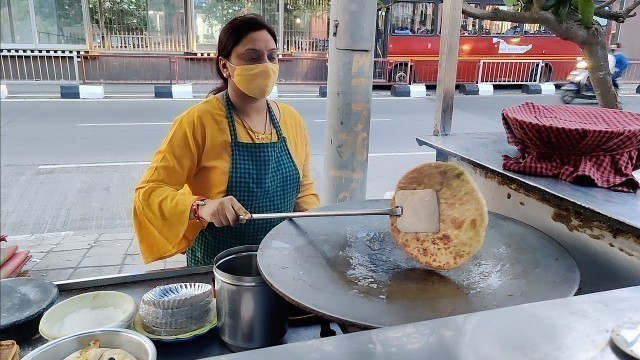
xmin=238 ymin=206 xmax=402 ymax=223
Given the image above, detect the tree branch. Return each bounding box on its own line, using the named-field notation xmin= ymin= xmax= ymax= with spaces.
xmin=462 ymin=2 xmax=543 ymax=22
xmin=594 ymin=0 xmax=640 ymax=21
xmin=595 ymin=0 xmax=617 ymax=10
xmin=532 ymin=0 xmax=545 ymax=11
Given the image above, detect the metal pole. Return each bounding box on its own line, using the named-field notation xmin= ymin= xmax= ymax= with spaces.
xmin=185 ymin=0 xmax=195 ymax=52
xmin=278 ymin=0 xmax=285 ymax=52
xmin=7 ymin=0 xmax=16 ymax=43
xmin=73 ymin=53 xmax=80 ymax=84
xmin=433 ymin=0 xmax=463 ymax=136
xmin=27 ymin=0 xmax=38 ymax=48
xmin=323 ymin=0 xmax=377 ymax=205
xmin=81 ymin=0 xmax=92 ymax=50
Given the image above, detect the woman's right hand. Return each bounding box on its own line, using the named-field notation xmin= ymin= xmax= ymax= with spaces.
xmin=198 ymin=196 xmax=249 ymax=227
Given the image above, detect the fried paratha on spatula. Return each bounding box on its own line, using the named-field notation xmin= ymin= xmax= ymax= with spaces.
xmin=390 ymin=162 xmax=488 ymax=270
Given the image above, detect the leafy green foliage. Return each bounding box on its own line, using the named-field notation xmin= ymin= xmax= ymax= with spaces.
xmin=504 ymin=0 xmax=595 ymax=27
xmin=89 ymin=0 xmax=149 ymax=32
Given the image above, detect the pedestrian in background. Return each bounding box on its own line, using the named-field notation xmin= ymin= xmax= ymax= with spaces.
xmin=611 ymin=43 xmax=629 ymax=90
xmin=133 ymin=15 xmax=319 ymax=267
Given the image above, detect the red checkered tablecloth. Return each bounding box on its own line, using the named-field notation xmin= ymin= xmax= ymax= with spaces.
xmin=502 ymin=102 xmax=640 ymax=192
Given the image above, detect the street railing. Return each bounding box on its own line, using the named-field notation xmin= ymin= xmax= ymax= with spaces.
xmin=4 ymin=52 xmax=612 ymax=86
xmin=543 ymin=60 xmax=577 ymax=83
xmin=174 ymin=56 xmax=330 ymax=85
xmin=0 ymin=51 xmax=80 ymax=84
xmin=174 ymin=55 xmax=217 ymax=84
xmin=277 ymin=56 xmax=328 ymax=84
xmin=80 ymin=54 xmax=175 ymax=84
xmin=410 ymin=59 xmax=479 ymax=84
xmin=478 ymin=59 xmax=546 ymax=84
xmin=373 ymin=58 xmax=412 ymax=85
xmin=620 ymin=60 xmax=640 ymax=84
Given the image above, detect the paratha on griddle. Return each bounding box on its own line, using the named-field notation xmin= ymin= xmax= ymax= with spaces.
xmin=390 ymin=162 xmax=488 ymax=270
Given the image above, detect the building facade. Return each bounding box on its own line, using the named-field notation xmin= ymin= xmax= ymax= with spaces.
xmin=0 ymin=0 xmax=329 ymax=54
xmin=1 ymin=0 xmax=636 ymax=58
xmin=613 ymin=11 xmax=639 ymax=59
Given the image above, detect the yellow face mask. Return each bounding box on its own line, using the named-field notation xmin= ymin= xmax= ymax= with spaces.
xmin=227 ymin=61 xmax=279 ymax=99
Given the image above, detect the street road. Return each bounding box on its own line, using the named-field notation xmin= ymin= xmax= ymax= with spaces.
xmin=2 ymin=94 xmax=639 ymax=235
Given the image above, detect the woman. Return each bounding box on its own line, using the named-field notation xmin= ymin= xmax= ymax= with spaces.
xmin=133 ymin=15 xmax=319 ymax=266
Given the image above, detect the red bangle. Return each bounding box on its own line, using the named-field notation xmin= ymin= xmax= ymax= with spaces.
xmin=192 ymin=196 xmax=206 ymax=222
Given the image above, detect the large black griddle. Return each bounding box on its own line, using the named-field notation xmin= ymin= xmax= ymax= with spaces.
xmin=257 ymin=199 xmax=580 ymax=329
xmin=0 ymin=278 xmax=58 ymax=341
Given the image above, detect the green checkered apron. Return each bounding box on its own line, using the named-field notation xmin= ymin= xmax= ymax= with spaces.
xmin=186 ymin=91 xmax=301 ymax=266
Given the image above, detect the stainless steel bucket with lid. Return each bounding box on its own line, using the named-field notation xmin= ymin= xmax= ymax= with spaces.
xmin=213 ymin=245 xmax=289 ymax=352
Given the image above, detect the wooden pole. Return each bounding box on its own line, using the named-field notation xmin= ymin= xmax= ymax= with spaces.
xmin=433 ymin=0 xmax=463 ymax=136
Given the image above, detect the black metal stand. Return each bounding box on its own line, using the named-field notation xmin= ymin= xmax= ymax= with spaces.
xmin=320 ymin=320 xmax=336 ymax=338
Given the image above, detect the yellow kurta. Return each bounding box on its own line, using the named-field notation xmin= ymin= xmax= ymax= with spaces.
xmin=133 ymin=96 xmax=319 ymax=263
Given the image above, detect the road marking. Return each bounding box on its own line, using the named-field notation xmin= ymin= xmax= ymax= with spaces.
xmin=8 ymin=231 xmax=74 ymax=241
xmin=369 ymin=151 xmax=434 ymax=157
xmin=279 ymin=93 xmax=318 ymax=97
xmin=3 ymin=92 xmax=640 ymax=102
xmin=36 ymin=152 xmax=435 ymax=169
xmin=313 ymin=118 xmax=391 ymax=122
xmin=78 ymin=122 xmax=172 ymax=126
xmin=1 ymin=96 xmax=422 ymax=102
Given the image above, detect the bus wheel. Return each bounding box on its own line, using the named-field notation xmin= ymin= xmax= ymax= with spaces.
xmin=529 ymin=63 xmax=553 ymax=83
xmin=389 ymin=63 xmax=410 ymax=84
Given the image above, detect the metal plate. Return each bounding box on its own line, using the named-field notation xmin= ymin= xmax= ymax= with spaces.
xmin=0 ymin=278 xmax=58 ymax=330
xmin=258 ymin=199 xmax=580 ymax=329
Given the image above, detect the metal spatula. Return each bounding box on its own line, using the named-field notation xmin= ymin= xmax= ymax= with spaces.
xmin=237 ymin=189 xmax=440 ymax=233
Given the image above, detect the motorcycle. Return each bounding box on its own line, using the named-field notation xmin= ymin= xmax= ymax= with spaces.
xmin=560 ymin=59 xmax=596 ymax=104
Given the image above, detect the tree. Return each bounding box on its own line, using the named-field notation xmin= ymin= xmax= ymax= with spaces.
xmin=197 ymin=0 xmax=328 ymax=45
xmin=198 ymin=0 xmax=279 ymax=30
xmin=460 ymin=0 xmax=640 ymax=109
xmin=89 ymin=0 xmax=149 ymax=33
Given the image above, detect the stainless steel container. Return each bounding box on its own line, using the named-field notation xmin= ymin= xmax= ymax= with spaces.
xmin=23 ymin=328 xmax=156 ymax=360
xmin=213 ymin=245 xmax=289 ymax=352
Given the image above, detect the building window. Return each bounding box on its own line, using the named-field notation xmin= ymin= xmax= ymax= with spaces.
xmin=283 ymin=0 xmax=328 ymax=53
xmin=34 ymin=0 xmax=86 ymax=45
xmin=1 ymin=0 xmax=34 ymax=44
xmin=391 ymin=2 xmax=436 ymax=36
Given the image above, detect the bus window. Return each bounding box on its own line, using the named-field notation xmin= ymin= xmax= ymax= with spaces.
xmin=594 ymin=16 xmax=608 ymax=26
xmin=391 ymin=2 xmax=437 ymax=36
xmin=524 ymin=24 xmax=554 ymax=36
xmin=481 ymin=6 xmax=519 ymax=35
xmin=438 ymin=2 xmax=479 ymax=35
xmin=461 ymin=3 xmax=480 ymax=35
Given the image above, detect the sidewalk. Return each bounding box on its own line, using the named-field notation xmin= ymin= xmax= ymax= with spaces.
xmin=6 ymin=230 xmax=186 ymax=282
xmin=2 ymin=83 xmax=638 ymax=99
xmin=1 ymin=84 xmax=393 ymax=99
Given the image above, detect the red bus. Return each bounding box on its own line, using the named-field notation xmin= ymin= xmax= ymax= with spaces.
xmin=375 ymin=0 xmax=610 ymax=84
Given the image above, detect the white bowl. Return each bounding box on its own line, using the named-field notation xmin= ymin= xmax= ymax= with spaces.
xmin=39 ymin=291 xmax=138 ymax=340
xmin=141 ymin=283 xmax=212 ymax=310
xmin=23 ymin=328 xmax=156 ymax=360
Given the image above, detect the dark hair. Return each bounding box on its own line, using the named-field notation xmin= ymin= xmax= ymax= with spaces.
xmin=210 ymin=15 xmax=278 ymax=96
